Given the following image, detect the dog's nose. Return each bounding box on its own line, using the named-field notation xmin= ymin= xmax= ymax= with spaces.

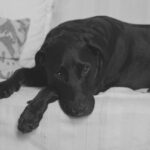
xmin=59 ymin=95 xmax=95 ymax=117
xmin=70 ymin=108 xmax=85 ymax=117
xmin=62 ymin=103 xmax=93 ymax=118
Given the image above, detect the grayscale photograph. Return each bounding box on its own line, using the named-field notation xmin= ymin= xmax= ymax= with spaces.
xmin=0 ymin=0 xmax=150 ymax=150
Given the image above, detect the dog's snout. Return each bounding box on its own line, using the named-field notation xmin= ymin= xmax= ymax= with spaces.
xmin=59 ymin=95 xmax=95 ymax=117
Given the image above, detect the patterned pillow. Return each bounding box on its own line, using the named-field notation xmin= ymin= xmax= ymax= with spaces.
xmin=0 ymin=18 xmax=30 ymax=79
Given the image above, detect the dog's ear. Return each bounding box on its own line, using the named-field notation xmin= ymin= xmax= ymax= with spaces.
xmin=83 ymin=34 xmax=110 ymax=92
xmin=35 ymin=50 xmax=45 ymax=65
xmin=84 ymin=35 xmax=106 ymax=73
xmin=84 ymin=35 xmax=109 ymax=62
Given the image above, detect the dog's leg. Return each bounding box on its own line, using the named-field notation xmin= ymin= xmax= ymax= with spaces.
xmin=0 ymin=66 xmax=47 ymax=99
xmin=18 ymin=87 xmax=58 ymax=133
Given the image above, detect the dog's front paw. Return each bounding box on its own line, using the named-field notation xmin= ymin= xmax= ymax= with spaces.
xmin=18 ymin=105 xmax=42 ymax=133
xmin=0 ymin=81 xmax=19 ymax=99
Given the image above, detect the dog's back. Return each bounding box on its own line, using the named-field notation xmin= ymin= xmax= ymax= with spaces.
xmin=104 ymin=17 xmax=150 ymax=89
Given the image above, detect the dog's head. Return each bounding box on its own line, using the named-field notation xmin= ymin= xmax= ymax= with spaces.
xmin=36 ymin=19 xmax=111 ymax=117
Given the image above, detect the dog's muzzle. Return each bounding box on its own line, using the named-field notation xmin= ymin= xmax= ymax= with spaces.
xmin=58 ymin=95 xmax=95 ymax=117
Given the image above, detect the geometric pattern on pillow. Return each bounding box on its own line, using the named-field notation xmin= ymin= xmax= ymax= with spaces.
xmin=0 ymin=18 xmax=30 ymax=59
xmin=0 ymin=18 xmax=30 ymax=79
xmin=0 ymin=58 xmax=20 ymax=79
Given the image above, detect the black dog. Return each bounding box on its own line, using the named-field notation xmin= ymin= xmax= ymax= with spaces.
xmin=1 ymin=16 xmax=150 ymax=133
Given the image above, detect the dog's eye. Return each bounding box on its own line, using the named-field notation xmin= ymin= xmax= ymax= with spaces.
xmin=76 ymin=62 xmax=91 ymax=79
xmin=55 ymin=72 xmax=64 ymax=80
xmin=55 ymin=67 xmax=68 ymax=82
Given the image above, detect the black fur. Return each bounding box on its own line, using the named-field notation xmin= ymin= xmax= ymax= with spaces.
xmin=1 ymin=16 xmax=150 ymax=133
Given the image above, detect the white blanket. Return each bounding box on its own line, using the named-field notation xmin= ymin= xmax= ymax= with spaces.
xmin=0 ymin=87 xmax=150 ymax=150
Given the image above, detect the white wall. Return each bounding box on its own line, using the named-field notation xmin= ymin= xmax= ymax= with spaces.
xmin=51 ymin=0 xmax=150 ymax=27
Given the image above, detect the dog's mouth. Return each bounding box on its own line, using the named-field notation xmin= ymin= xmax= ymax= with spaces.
xmin=58 ymin=95 xmax=95 ymax=117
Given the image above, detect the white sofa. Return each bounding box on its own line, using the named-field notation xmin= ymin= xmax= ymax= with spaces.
xmin=0 ymin=87 xmax=150 ymax=150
